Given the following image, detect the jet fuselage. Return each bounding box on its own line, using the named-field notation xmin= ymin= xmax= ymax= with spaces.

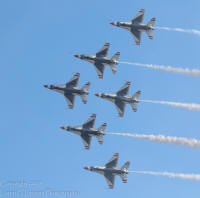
xmin=80 ymin=54 xmax=118 ymax=65
xmin=116 ymin=21 xmax=154 ymax=32
xmin=49 ymin=85 xmax=88 ymax=95
xmin=89 ymin=166 xmax=128 ymax=175
xmin=100 ymin=93 xmax=138 ymax=104
xmin=66 ymin=126 xmax=105 ymax=137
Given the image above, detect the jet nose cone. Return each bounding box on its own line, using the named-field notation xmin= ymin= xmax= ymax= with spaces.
xmin=83 ymin=166 xmax=89 ymax=170
xmin=43 ymin=85 xmax=49 ymax=88
xmin=110 ymin=22 xmax=116 ymax=26
xmin=60 ymin=126 xmax=65 ymax=130
xmin=74 ymin=54 xmax=80 ymax=58
xmin=95 ymin=93 xmax=100 ymax=97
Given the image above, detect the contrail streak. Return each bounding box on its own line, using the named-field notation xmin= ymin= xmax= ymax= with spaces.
xmin=129 ymin=170 xmax=200 ymax=181
xmin=119 ymin=61 xmax=200 ymax=77
xmin=156 ymin=26 xmax=200 ymax=36
xmin=140 ymin=99 xmax=200 ymax=112
xmin=108 ymin=133 xmax=200 ymax=149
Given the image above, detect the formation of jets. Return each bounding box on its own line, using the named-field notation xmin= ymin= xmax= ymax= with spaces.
xmin=44 ymin=9 xmax=155 ymax=189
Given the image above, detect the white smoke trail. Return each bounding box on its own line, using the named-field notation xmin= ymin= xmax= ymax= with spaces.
xmin=130 ymin=170 xmax=200 ymax=181
xmin=156 ymin=26 xmax=200 ymax=36
xmin=108 ymin=133 xmax=200 ymax=149
xmin=140 ymin=99 xmax=200 ymax=112
xmin=119 ymin=61 xmax=200 ymax=77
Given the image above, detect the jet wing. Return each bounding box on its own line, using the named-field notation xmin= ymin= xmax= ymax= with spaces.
xmin=66 ymin=73 xmax=80 ymax=88
xmin=116 ymin=81 xmax=131 ymax=96
xmin=80 ymin=134 xmax=92 ymax=150
xmin=82 ymin=114 xmax=96 ymax=129
xmin=132 ymin=8 xmax=145 ymax=23
xmin=105 ymin=153 xmax=119 ymax=168
xmin=104 ymin=173 xmax=115 ymax=189
xmin=96 ymin=43 xmax=110 ymax=57
xmin=115 ymin=100 xmax=126 ymax=117
xmin=94 ymin=62 xmax=105 ymax=79
xmin=64 ymin=93 xmax=75 ymax=109
xmin=131 ymin=29 xmax=142 ymax=45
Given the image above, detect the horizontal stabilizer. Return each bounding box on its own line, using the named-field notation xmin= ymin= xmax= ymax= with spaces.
xmin=120 ymin=174 xmax=128 ymax=183
xmin=110 ymin=64 xmax=117 ymax=74
xmin=111 ymin=52 xmax=120 ymax=61
xmin=121 ymin=161 xmax=130 ymax=171
xmin=96 ymin=135 xmax=104 ymax=145
xmin=98 ymin=123 xmax=107 ymax=132
xmin=146 ymin=30 xmax=154 ymax=40
xmin=80 ymin=95 xmax=87 ymax=104
xmin=132 ymin=90 xmax=141 ymax=101
xmin=82 ymin=82 xmax=90 ymax=91
xmin=147 ymin=17 xmax=156 ymax=27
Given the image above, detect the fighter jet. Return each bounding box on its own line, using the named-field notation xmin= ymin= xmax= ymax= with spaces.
xmin=84 ymin=153 xmax=130 ymax=189
xmin=60 ymin=114 xmax=106 ymax=150
xmin=95 ymin=81 xmax=141 ymax=117
xmin=43 ymin=73 xmax=90 ymax=109
xmin=110 ymin=8 xmax=156 ymax=45
xmin=74 ymin=43 xmax=120 ymax=79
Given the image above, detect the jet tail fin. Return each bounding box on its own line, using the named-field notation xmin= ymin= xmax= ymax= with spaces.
xmin=147 ymin=17 xmax=156 ymax=27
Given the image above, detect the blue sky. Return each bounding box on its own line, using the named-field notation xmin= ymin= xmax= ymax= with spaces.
xmin=1 ymin=0 xmax=200 ymax=197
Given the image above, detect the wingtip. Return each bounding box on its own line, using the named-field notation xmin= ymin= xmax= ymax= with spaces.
xmin=140 ymin=8 xmax=145 ymax=12
xmin=69 ymin=105 xmax=73 ymax=109
xmin=91 ymin=113 xmax=96 ymax=117
xmin=98 ymin=75 xmax=103 ymax=79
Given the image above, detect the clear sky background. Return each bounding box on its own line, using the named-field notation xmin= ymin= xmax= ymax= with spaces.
xmin=1 ymin=0 xmax=200 ymax=197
